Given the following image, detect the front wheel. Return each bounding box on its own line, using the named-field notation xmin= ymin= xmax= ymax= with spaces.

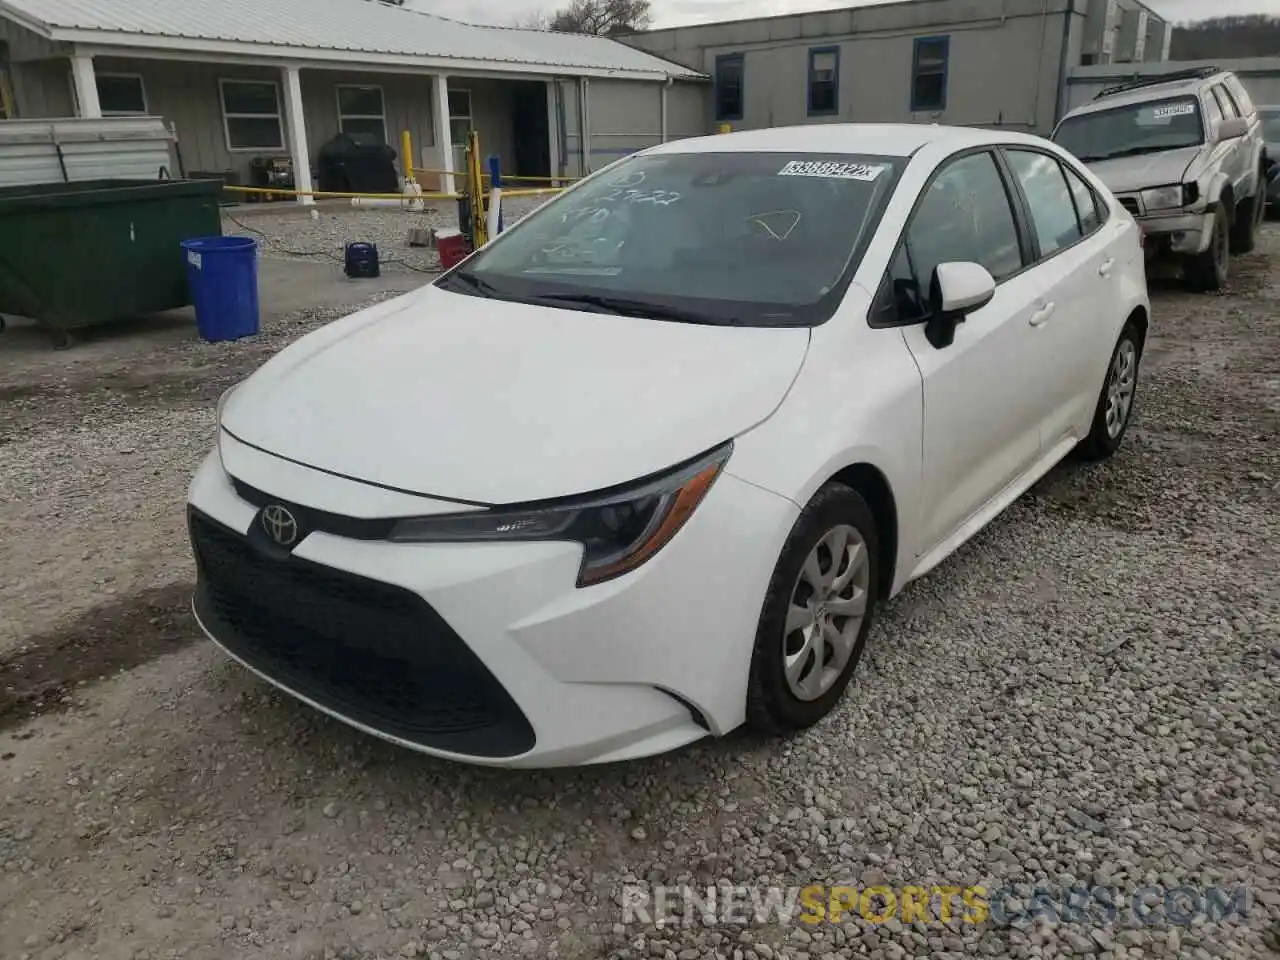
xmin=1078 ymin=319 xmax=1143 ymax=462
xmin=746 ymin=483 xmax=879 ymax=734
xmin=1185 ymin=202 xmax=1229 ymax=292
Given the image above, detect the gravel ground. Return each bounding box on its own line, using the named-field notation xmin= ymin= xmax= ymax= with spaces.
xmin=220 ymin=197 xmax=551 ymax=273
xmin=0 ymin=223 xmax=1277 ymax=960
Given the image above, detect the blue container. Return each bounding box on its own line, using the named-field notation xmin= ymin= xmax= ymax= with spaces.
xmin=181 ymin=235 xmax=260 ymax=342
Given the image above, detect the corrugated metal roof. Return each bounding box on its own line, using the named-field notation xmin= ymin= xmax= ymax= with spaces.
xmin=0 ymin=0 xmax=703 ymax=79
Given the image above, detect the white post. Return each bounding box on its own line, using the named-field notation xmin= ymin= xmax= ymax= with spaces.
xmin=660 ymin=80 xmax=669 ymax=144
xmin=70 ymin=54 xmax=101 ymax=119
xmin=432 ymin=74 xmax=454 ymax=196
xmin=280 ymin=65 xmax=314 ymax=205
xmin=546 ymin=80 xmax=561 ymax=186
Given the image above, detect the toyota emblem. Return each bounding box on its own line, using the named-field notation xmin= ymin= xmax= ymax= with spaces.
xmin=261 ymin=504 xmax=300 ymax=547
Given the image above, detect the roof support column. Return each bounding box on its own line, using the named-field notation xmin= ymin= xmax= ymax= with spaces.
xmin=280 ymin=65 xmax=314 ymax=205
xmin=546 ymin=80 xmax=561 ymax=186
xmin=70 ymin=54 xmax=101 ymax=119
xmin=432 ymin=74 xmax=454 ymax=196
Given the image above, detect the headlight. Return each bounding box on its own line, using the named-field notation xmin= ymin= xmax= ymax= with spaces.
xmin=388 ymin=442 xmax=732 ymax=587
xmin=1141 ymin=183 xmax=1198 ymax=212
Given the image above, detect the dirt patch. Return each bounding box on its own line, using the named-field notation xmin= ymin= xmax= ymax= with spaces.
xmin=0 ymin=583 xmax=197 ymax=733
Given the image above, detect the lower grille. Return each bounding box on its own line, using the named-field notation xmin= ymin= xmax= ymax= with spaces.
xmin=188 ymin=508 xmax=534 ymax=758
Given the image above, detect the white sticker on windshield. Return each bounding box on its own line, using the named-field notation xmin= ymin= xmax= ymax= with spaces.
xmin=1148 ymin=103 xmax=1196 ymax=120
xmin=777 ymin=160 xmax=886 ymax=181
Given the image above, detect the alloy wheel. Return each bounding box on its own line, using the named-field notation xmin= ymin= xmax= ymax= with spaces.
xmin=1105 ymin=337 xmax=1137 ymax=439
xmin=783 ymin=524 xmax=870 ymax=701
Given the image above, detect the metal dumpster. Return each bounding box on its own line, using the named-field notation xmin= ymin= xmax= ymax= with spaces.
xmin=0 ymin=177 xmax=222 ymax=348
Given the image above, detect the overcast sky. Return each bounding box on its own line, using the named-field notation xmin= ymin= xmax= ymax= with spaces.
xmin=409 ymin=0 xmax=1278 ymax=29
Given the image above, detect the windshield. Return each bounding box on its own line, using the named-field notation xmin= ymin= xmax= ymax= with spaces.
xmin=435 ymin=150 xmax=904 ymax=327
xmin=1054 ymin=96 xmax=1205 ymax=162
xmin=1261 ymin=109 xmax=1280 ymax=143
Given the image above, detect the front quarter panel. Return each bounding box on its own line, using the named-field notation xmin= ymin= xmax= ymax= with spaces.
xmin=725 ymin=283 xmax=924 ymax=597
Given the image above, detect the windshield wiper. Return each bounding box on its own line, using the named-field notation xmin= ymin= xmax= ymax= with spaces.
xmin=1080 ymin=144 xmax=1191 ymax=162
xmin=526 ymin=293 xmax=729 ymax=325
xmin=436 ymin=270 xmax=504 ymax=298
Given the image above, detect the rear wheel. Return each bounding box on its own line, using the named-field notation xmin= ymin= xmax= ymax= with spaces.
xmin=1078 ymin=319 xmax=1143 ymax=462
xmin=1185 ymin=202 xmax=1229 ymax=292
xmin=746 ymin=483 xmax=879 ymax=734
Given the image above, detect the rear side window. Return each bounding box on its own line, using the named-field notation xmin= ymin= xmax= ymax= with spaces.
xmin=1060 ymin=162 xmax=1104 ymax=235
xmin=1212 ymin=85 xmax=1239 ymax=119
xmin=1005 ymin=149 xmax=1082 ymax=257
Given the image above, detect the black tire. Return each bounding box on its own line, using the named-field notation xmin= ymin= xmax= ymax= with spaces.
xmin=50 ymin=328 xmax=74 ymax=350
xmin=1229 ymin=180 xmax=1264 ymax=255
xmin=1078 ymin=319 xmax=1143 ymax=462
xmin=0 ymin=315 xmax=6 ymax=334
xmin=1185 ymin=202 xmax=1229 ymax=292
xmin=746 ymin=483 xmax=880 ymax=734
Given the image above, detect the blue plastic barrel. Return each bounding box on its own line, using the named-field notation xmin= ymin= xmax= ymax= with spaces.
xmin=180 ymin=236 xmax=260 ymax=342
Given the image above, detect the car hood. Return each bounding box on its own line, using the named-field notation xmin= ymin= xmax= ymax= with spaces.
xmin=1083 ymin=147 xmax=1201 ymax=194
xmin=220 ymin=285 xmax=811 ymax=505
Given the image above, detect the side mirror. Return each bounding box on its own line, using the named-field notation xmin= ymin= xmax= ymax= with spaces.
xmin=1216 ymin=117 xmax=1249 ymax=142
xmin=925 ymin=261 xmax=996 ymax=349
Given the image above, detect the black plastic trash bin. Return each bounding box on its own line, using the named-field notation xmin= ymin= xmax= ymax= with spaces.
xmin=317 ymin=132 xmax=399 ymax=195
xmin=0 ymin=178 xmax=222 ymax=348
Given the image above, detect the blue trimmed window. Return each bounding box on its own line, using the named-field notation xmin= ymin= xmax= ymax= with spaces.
xmin=911 ymin=35 xmax=950 ymax=112
xmin=714 ymin=53 xmax=744 ymax=122
xmin=807 ymin=47 xmax=839 ymax=117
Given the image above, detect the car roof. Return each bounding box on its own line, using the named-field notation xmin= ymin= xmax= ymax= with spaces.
xmin=1064 ymin=72 xmax=1227 ymax=120
xmin=644 ymin=122 xmax=1054 ymax=159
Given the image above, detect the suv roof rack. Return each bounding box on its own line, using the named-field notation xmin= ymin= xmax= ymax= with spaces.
xmin=1094 ymin=65 xmax=1221 ymax=101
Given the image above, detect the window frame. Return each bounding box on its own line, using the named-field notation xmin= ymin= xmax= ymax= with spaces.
xmin=807 ymin=46 xmax=840 ymax=118
xmin=714 ymin=53 xmax=745 ymax=123
xmin=219 ymin=78 xmax=285 ymax=153
xmin=1000 ymin=146 xmax=1110 ymax=267
xmin=1222 ymin=75 xmax=1254 ymax=116
xmin=96 ymin=72 xmax=148 ymax=116
xmin=1211 ymin=84 xmax=1238 ymax=119
xmin=335 ymin=83 xmax=387 ymax=143
xmin=910 ymin=35 xmax=950 ymax=113
xmin=869 ymin=146 xmax=1033 ymax=329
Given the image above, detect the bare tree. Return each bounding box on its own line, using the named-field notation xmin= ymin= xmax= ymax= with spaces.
xmin=508 ymin=9 xmax=551 ymax=29
xmin=1170 ymin=15 xmax=1280 ymax=59
xmin=548 ymin=0 xmax=651 ymax=36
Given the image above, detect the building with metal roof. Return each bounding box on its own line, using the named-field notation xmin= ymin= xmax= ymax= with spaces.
xmin=0 ymin=0 xmax=707 ymax=198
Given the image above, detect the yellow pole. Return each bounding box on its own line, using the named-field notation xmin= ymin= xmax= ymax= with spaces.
xmin=401 ymin=129 xmax=415 ymax=183
xmin=469 ymin=130 xmax=487 ymax=248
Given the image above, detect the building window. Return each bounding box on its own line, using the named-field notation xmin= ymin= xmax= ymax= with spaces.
xmin=447 ymin=88 xmax=472 ymax=172
xmin=97 ymin=74 xmax=147 ymax=115
xmin=911 ymin=35 xmax=950 ymax=112
xmin=808 ymin=47 xmax=839 ymax=117
xmin=337 ymin=84 xmax=387 ymax=144
xmin=219 ymin=79 xmax=284 ymax=151
xmin=715 ymin=54 xmax=744 ymax=122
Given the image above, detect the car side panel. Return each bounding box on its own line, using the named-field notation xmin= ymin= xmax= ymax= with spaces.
xmin=724 ymin=284 xmax=925 ymax=599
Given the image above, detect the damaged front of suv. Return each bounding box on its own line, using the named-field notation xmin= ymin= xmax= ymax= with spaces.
xmin=1053 ymin=90 xmax=1251 ymax=292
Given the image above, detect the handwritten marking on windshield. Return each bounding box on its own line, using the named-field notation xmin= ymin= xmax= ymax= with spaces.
xmin=748 ymin=210 xmax=802 ymax=241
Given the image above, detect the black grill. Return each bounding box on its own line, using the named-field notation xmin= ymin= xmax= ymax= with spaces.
xmin=188 ymin=508 xmax=535 ymax=758
xmin=1118 ymin=197 xmax=1140 ymax=217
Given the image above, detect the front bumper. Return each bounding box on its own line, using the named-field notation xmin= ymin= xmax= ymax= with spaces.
xmin=1133 ymin=210 xmax=1216 ymax=256
xmin=186 ymin=443 xmax=798 ymax=768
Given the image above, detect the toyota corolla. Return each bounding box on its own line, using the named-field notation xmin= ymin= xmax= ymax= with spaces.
xmin=188 ymin=124 xmax=1149 ymax=768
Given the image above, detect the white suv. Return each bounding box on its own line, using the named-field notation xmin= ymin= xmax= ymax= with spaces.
xmin=1053 ymin=67 xmax=1268 ymax=292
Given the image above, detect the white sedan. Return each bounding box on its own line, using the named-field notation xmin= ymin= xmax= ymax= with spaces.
xmin=189 ymin=124 xmax=1149 ymax=768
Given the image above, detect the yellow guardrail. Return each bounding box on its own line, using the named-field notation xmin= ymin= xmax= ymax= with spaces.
xmin=222 ymin=184 xmax=464 ymax=201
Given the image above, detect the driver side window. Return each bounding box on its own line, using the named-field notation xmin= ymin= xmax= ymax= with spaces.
xmin=879 ymin=151 xmax=1025 ymax=324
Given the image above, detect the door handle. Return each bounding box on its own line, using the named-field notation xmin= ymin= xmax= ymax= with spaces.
xmin=1099 ymin=258 xmax=1116 ymax=278
xmin=1029 ymin=302 xmax=1056 ymax=327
